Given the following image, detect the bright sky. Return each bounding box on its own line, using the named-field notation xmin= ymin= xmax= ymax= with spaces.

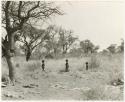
xmin=1 ymin=0 xmax=124 ymax=51
xmin=48 ymin=0 xmax=124 ymax=50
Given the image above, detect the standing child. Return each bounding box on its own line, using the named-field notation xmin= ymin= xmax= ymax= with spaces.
xmin=42 ymin=60 xmax=45 ymax=71
xmin=65 ymin=59 xmax=69 ymax=72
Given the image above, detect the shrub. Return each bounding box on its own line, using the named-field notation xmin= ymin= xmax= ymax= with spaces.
xmin=45 ymin=54 xmax=54 ymax=59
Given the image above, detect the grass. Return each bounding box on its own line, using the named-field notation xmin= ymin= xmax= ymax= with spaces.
xmin=2 ymin=53 xmax=124 ymax=100
xmin=89 ymin=54 xmax=100 ymax=70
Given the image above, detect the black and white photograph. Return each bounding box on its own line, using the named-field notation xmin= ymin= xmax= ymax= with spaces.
xmin=1 ymin=0 xmax=124 ymax=100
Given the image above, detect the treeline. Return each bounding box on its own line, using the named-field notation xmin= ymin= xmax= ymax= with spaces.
xmin=14 ymin=24 xmax=124 ymax=60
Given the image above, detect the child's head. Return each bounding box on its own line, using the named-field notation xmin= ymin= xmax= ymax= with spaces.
xmin=86 ymin=62 xmax=88 ymax=64
xmin=42 ymin=60 xmax=44 ymax=63
xmin=66 ymin=59 xmax=68 ymax=62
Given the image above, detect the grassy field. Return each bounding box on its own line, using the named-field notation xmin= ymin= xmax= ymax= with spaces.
xmin=1 ymin=53 xmax=124 ymax=100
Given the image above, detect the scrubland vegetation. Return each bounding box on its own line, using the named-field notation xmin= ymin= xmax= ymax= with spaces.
xmin=2 ymin=1 xmax=124 ymax=100
xmin=2 ymin=53 xmax=124 ymax=100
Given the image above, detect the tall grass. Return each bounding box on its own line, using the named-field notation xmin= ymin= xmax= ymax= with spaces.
xmin=89 ymin=54 xmax=100 ymax=70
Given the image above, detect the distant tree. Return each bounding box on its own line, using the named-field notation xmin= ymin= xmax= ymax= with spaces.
xmin=93 ymin=45 xmax=100 ymax=53
xmin=80 ymin=39 xmax=99 ymax=54
xmin=80 ymin=40 xmax=93 ymax=54
xmin=101 ymin=49 xmax=109 ymax=55
xmin=117 ymin=39 xmax=124 ymax=53
xmin=120 ymin=39 xmax=124 ymax=52
xmin=44 ymin=25 xmax=78 ymax=56
xmin=107 ymin=44 xmax=116 ymax=54
xmin=69 ymin=43 xmax=83 ymax=57
xmin=44 ymin=25 xmax=61 ymax=57
xmin=2 ymin=1 xmax=63 ymax=85
xmin=58 ymin=27 xmax=78 ymax=54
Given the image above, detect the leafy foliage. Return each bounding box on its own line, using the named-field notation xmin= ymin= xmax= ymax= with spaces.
xmin=80 ymin=39 xmax=99 ymax=54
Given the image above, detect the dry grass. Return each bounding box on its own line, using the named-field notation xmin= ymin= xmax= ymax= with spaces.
xmin=89 ymin=54 xmax=100 ymax=70
xmin=2 ymin=53 xmax=124 ymax=100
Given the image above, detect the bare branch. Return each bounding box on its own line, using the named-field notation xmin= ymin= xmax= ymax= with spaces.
xmin=18 ymin=1 xmax=22 ymax=18
xmin=27 ymin=1 xmax=40 ymax=17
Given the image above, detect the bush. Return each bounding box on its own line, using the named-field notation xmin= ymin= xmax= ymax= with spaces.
xmin=45 ymin=54 xmax=54 ymax=59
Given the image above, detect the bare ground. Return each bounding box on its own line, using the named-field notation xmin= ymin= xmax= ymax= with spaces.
xmin=2 ymin=54 xmax=124 ymax=100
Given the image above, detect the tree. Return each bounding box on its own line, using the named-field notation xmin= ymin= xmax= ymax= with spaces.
xmin=44 ymin=25 xmax=78 ymax=57
xmin=117 ymin=39 xmax=124 ymax=53
xmin=19 ymin=24 xmax=49 ymax=61
xmin=80 ymin=39 xmax=99 ymax=54
xmin=58 ymin=27 xmax=78 ymax=54
xmin=32 ymin=44 xmax=47 ymax=60
xmin=107 ymin=44 xmax=116 ymax=54
xmin=93 ymin=45 xmax=100 ymax=53
xmin=69 ymin=43 xmax=82 ymax=57
xmin=44 ymin=25 xmax=61 ymax=57
xmin=80 ymin=39 xmax=93 ymax=54
xmin=120 ymin=39 xmax=124 ymax=52
xmin=2 ymin=1 xmax=63 ymax=85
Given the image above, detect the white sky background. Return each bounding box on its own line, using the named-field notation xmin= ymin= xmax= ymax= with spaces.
xmin=48 ymin=0 xmax=124 ymax=51
xmin=1 ymin=0 xmax=124 ymax=51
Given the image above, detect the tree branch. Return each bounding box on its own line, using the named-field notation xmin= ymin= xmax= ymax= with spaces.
xmin=27 ymin=1 xmax=40 ymax=17
xmin=5 ymin=1 xmax=11 ymax=31
xmin=18 ymin=1 xmax=22 ymax=18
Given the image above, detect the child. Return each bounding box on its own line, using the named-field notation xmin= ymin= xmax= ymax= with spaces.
xmin=42 ymin=60 xmax=45 ymax=71
xmin=65 ymin=59 xmax=69 ymax=72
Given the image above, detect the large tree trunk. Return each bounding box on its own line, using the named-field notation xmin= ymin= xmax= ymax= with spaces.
xmin=5 ymin=56 xmax=15 ymax=85
xmin=3 ymin=33 xmax=16 ymax=85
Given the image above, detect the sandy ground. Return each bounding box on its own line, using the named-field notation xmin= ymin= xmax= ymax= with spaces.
xmin=2 ymin=69 xmax=123 ymax=100
xmin=2 ymin=55 xmax=124 ymax=100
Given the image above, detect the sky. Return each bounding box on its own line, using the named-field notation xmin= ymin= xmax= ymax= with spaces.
xmin=48 ymin=0 xmax=124 ymax=50
xmin=1 ymin=0 xmax=124 ymax=51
